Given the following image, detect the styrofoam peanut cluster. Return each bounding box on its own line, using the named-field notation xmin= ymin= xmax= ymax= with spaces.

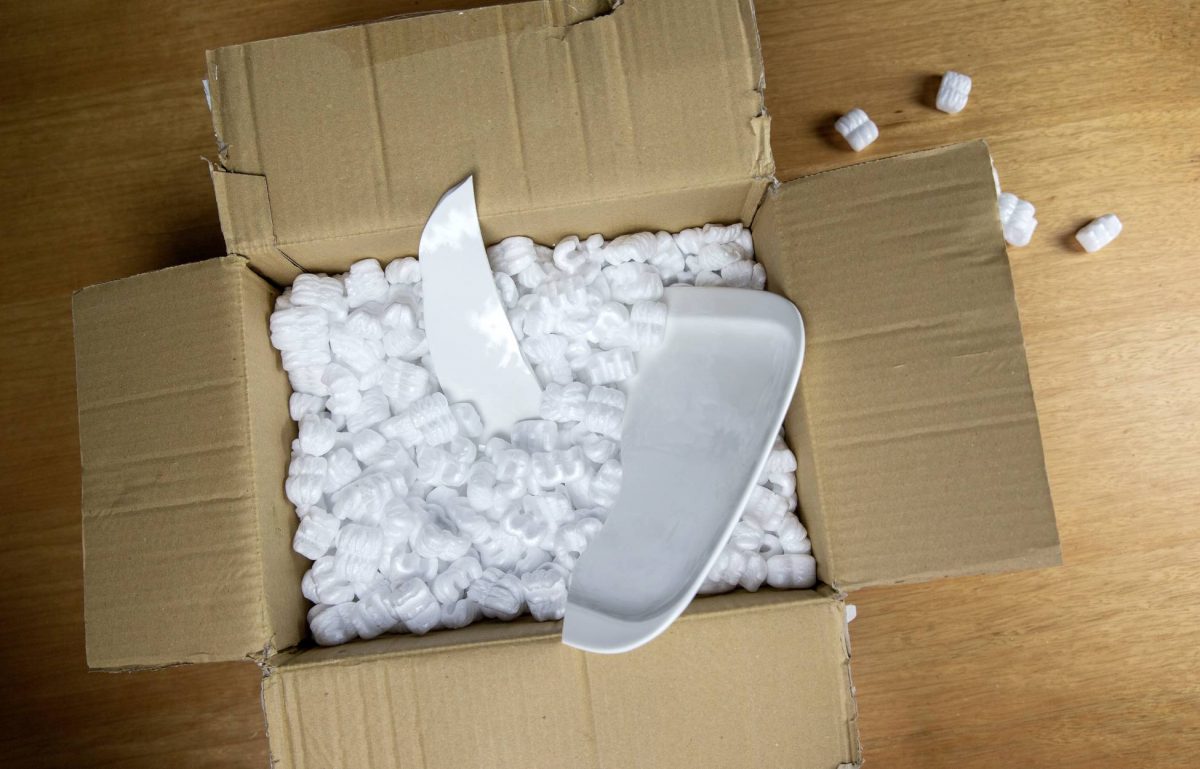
xmin=698 ymin=437 xmax=817 ymax=594
xmin=271 ymin=224 xmax=814 ymax=645
xmin=997 ymin=191 xmax=1039 ymax=247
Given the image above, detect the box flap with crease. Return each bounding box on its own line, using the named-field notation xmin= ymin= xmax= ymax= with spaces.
xmin=73 ymin=257 xmax=305 ymax=668
xmin=205 ymin=0 xmax=772 ymax=282
xmin=261 ymin=588 xmax=858 ymax=769
xmin=753 ymin=141 xmax=1060 ymax=590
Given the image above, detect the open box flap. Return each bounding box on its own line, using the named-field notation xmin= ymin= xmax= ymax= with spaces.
xmin=73 ymin=256 xmax=305 ymax=668
xmin=205 ymin=0 xmax=772 ymax=283
xmin=753 ymin=141 xmax=1060 ymax=591
xmin=261 ymin=588 xmax=858 ymax=769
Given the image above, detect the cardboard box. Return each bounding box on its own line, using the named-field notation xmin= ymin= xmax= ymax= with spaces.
xmin=73 ymin=1 xmax=1060 ymax=767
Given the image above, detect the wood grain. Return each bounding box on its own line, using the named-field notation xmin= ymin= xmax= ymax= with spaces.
xmin=0 ymin=1 xmax=1196 ymax=767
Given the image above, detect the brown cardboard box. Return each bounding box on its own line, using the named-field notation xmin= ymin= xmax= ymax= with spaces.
xmin=73 ymin=1 xmax=1060 ymax=767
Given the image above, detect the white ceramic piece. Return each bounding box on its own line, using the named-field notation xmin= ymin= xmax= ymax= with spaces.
xmin=418 ymin=176 xmax=542 ymax=437
xmin=563 ymin=286 xmax=804 ymax=654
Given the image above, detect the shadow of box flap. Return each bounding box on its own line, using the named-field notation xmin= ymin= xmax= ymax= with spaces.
xmin=72 ymin=1 xmax=1059 ymax=768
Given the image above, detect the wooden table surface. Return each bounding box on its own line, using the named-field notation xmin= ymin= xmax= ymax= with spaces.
xmin=1 ymin=1 xmax=1196 ymax=767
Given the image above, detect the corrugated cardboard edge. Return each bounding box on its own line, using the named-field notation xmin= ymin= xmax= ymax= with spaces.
xmin=74 ymin=257 xmax=300 ymax=669
xmin=205 ymin=40 xmax=302 ymax=286
xmin=742 ymin=0 xmax=775 ymax=218
xmin=237 ymin=260 xmax=309 ymax=660
xmin=210 ymin=167 xmax=303 ymax=285
xmin=839 ymin=597 xmax=864 ymax=769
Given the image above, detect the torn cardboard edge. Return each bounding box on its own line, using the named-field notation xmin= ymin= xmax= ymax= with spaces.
xmin=205 ymin=0 xmax=772 ymax=282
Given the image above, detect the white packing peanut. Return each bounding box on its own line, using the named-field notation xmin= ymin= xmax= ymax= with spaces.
xmin=393 ymin=578 xmax=441 ymax=635
xmin=583 ymin=386 xmax=625 ymax=439
xmin=604 ymin=262 xmax=664 ymax=303
xmin=350 ymin=429 xmax=386 ymax=464
xmin=487 ymin=236 xmax=537 ymax=275
xmin=385 ymin=257 xmax=421 ymax=284
xmin=553 ymin=236 xmax=588 ymax=274
xmin=286 ymin=455 xmax=327 ymax=510
xmin=344 ymin=260 xmax=389 ymax=308
xmin=331 ymin=472 xmax=395 ymax=525
xmin=298 ymin=414 xmax=337 ymax=456
xmin=588 ymin=301 xmax=631 ymax=349
xmin=322 ymin=448 xmax=362 ymax=495
xmin=292 ymin=509 xmax=340 ymax=560
xmin=777 ymin=514 xmax=812 ymax=554
xmin=739 ymin=552 xmax=768 ymax=592
xmin=1075 ymin=214 xmax=1122 ymax=253
xmin=511 ymin=419 xmax=558 ymax=453
xmin=290 ymin=273 xmax=348 ymax=321
xmin=411 ymin=522 xmax=471 ymax=561
xmin=720 ymin=259 xmax=755 ymax=288
xmin=310 ymin=603 xmax=357 ymax=646
xmin=407 ymin=392 xmax=458 ymax=446
xmin=936 ymin=71 xmax=972 ymax=114
xmin=531 ymin=446 xmax=588 ymax=488
xmin=450 ymin=402 xmax=483 ymax=438
xmin=578 ymin=348 xmax=636 ymax=385
xmin=765 ymin=553 xmax=817 ymax=589
xmin=625 ymin=301 xmax=667 ymax=351
xmin=440 ymin=599 xmax=482 ymax=629
xmin=835 ymin=108 xmax=879 ymax=151
xmin=522 ymin=564 xmax=570 ymax=621
xmin=589 ymin=459 xmax=623 ymax=508
xmin=997 ymin=192 xmax=1038 ymax=247
xmin=603 ymin=232 xmax=657 ymax=265
xmin=540 ymin=381 xmax=589 ymax=422
xmin=759 ymin=533 xmax=785 ymax=559
xmin=742 ymin=485 xmax=789 ymax=532
xmin=345 ymin=388 xmax=390 ymax=433
xmin=334 ymin=523 xmax=385 ymax=583
xmin=697 ymin=242 xmax=745 ymax=272
xmin=304 ymin=557 xmax=355 ymax=605
xmin=494 ymin=271 xmax=520 ymax=308
xmin=385 ymin=552 xmax=439 ymax=584
xmin=288 ymin=392 xmax=327 ymax=422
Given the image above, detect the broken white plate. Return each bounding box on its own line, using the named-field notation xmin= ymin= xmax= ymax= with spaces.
xmin=419 ymin=176 xmax=542 ymax=437
xmin=563 ymin=286 xmax=805 ymax=654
